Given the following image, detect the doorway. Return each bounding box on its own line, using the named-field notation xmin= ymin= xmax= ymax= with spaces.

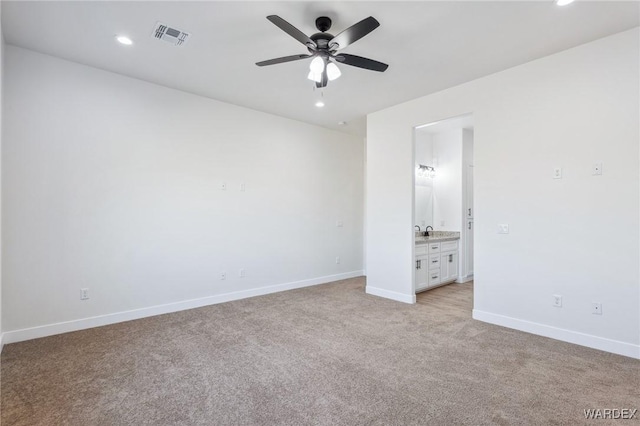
xmin=412 ymin=114 xmax=474 ymax=296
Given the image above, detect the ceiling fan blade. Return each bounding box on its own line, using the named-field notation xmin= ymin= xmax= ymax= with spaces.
xmin=334 ymin=54 xmax=388 ymax=72
xmin=266 ymin=15 xmax=316 ymax=48
xmin=256 ymin=54 xmax=313 ymax=67
xmin=329 ymin=16 xmax=380 ymax=50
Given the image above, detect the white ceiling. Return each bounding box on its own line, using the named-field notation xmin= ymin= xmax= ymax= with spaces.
xmin=2 ymin=1 xmax=638 ymax=137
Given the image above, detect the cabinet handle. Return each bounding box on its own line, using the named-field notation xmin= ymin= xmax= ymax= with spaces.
xmin=432 ymin=260 xmax=438 ymax=263
xmin=468 ymin=222 xmax=471 ymax=230
xmin=416 ymin=260 xmax=419 ymax=270
xmin=468 ymin=208 xmax=471 ymax=216
xmin=432 ymin=275 xmax=438 ymax=279
xmin=418 ymin=260 xmax=422 ymax=269
xmin=449 ymin=254 xmax=453 ymax=262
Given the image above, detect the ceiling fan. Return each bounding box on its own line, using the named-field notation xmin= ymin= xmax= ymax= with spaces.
xmin=256 ymin=15 xmax=389 ymax=88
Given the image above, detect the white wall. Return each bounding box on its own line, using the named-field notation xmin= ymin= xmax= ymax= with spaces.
xmin=433 ymin=129 xmax=463 ymax=231
xmin=415 ymin=132 xmax=434 ymax=168
xmin=2 ymin=46 xmax=364 ymax=340
xmin=0 ymin=2 xmax=4 ymax=350
xmin=366 ymin=28 xmax=639 ymax=358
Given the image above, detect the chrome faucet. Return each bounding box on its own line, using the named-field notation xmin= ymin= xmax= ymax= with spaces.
xmin=425 ymin=226 xmax=434 ymax=236
xmin=414 ymin=225 xmax=421 ymax=232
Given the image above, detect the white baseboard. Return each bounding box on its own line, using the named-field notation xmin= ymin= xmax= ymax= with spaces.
xmin=366 ymin=286 xmax=416 ymax=304
xmin=473 ymin=309 xmax=640 ymax=359
xmin=2 ymin=271 xmax=364 ymax=345
xmin=0 ymin=333 xmax=4 ymax=354
xmin=456 ymin=275 xmax=474 ymax=283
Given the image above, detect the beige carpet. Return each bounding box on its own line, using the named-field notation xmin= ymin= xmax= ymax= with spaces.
xmin=1 ymin=278 xmax=638 ymax=425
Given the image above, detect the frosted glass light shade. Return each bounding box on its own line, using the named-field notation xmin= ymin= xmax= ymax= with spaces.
xmin=309 ymin=57 xmax=325 ymax=73
xmin=326 ymin=63 xmax=341 ymax=81
xmin=307 ymin=71 xmax=322 ymax=83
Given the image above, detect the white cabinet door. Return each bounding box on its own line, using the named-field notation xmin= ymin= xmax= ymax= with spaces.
xmin=415 ymin=254 xmax=429 ymax=291
xmin=440 ymin=251 xmax=459 ymax=283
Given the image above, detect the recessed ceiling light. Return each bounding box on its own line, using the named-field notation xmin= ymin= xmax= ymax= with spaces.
xmin=116 ymin=36 xmax=133 ymax=45
xmin=315 ymin=101 xmax=325 ymax=108
xmin=556 ymin=0 xmax=575 ymax=6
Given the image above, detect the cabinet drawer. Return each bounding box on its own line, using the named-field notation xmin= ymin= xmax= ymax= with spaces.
xmin=428 ymin=243 xmax=440 ymax=253
xmin=428 ymin=254 xmax=440 ymax=270
xmin=440 ymin=241 xmax=458 ymax=252
xmin=428 ymin=270 xmax=441 ymax=286
xmin=415 ymin=245 xmax=428 ymax=256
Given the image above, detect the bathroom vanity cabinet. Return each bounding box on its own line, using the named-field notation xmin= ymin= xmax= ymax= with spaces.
xmin=415 ymin=238 xmax=459 ymax=292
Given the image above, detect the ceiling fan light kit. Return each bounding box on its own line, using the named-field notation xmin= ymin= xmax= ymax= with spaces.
xmin=326 ymin=63 xmax=341 ymax=81
xmin=256 ymin=14 xmax=388 ymax=90
xmin=307 ymin=71 xmax=322 ymax=83
xmin=309 ymin=56 xmax=325 ymax=73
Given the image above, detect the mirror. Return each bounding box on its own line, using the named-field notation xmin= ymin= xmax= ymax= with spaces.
xmin=415 ymin=133 xmax=435 ymax=231
xmin=415 ymin=172 xmax=434 ymax=230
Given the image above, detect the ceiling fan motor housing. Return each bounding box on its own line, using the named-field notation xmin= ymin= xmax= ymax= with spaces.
xmin=309 ymin=32 xmax=334 ymax=51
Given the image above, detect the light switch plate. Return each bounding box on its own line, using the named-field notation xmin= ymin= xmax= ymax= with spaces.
xmin=497 ymin=224 xmax=509 ymax=234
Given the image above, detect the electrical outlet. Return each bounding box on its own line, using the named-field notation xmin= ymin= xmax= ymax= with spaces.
xmin=592 ymin=163 xmax=603 ymax=176
xmin=240 ymin=183 xmax=246 ymax=192
xmin=219 ymin=182 xmax=227 ymax=190
xmin=592 ymin=302 xmax=602 ymax=315
xmin=553 ymin=167 xmax=562 ymax=179
xmin=239 ymin=268 xmax=245 ymax=278
xmin=497 ymin=224 xmax=509 ymax=234
xmin=553 ymin=294 xmax=562 ymax=307
xmin=80 ymin=288 xmax=89 ymax=300
xmin=336 ymin=220 xmax=343 ymax=227
xmin=335 ymin=256 xmax=340 ymax=264
xmin=220 ymin=272 xmax=226 ymax=280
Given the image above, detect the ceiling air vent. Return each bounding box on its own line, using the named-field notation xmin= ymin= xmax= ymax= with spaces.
xmin=153 ymin=22 xmax=190 ymax=46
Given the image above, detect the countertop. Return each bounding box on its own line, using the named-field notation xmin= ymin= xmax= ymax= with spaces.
xmin=415 ymin=231 xmax=460 ymax=244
